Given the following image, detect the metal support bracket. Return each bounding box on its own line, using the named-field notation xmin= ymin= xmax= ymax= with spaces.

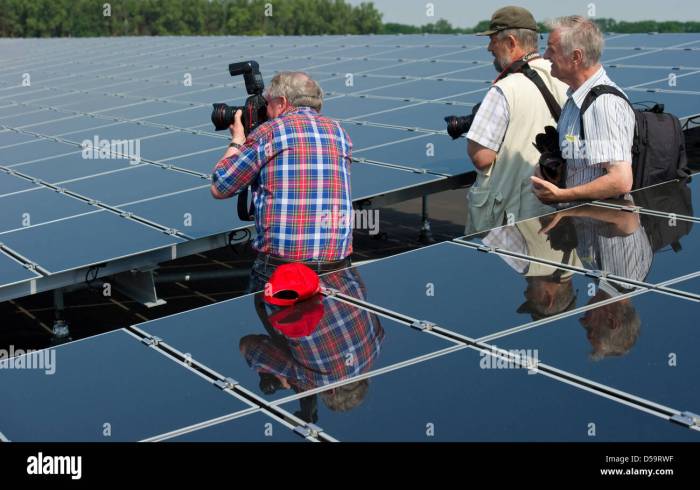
xmin=670 ymin=411 xmax=700 ymax=428
xmin=294 ymin=423 xmax=324 ymax=439
xmin=214 ymin=377 xmax=239 ymax=390
xmin=112 ymin=269 xmax=166 ymax=308
xmin=140 ymin=335 xmax=163 ymax=347
xmin=411 ymin=320 xmax=435 ymax=331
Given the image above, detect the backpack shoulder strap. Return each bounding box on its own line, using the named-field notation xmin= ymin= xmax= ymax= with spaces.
xmin=520 ymin=63 xmax=562 ymax=122
xmin=579 ymin=85 xmax=632 ymax=139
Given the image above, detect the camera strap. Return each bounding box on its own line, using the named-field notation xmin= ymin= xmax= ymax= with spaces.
xmin=494 ymin=52 xmax=561 ymax=123
xmin=237 ymin=186 xmax=255 ymax=221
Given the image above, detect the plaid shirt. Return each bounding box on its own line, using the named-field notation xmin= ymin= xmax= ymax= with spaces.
xmin=212 ymin=106 xmax=353 ymax=261
xmin=244 ymin=268 xmax=385 ymax=391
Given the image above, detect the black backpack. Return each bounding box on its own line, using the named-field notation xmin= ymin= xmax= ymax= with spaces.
xmin=580 ymin=85 xmax=691 ymax=190
xmin=632 ymin=179 xmax=694 ymax=253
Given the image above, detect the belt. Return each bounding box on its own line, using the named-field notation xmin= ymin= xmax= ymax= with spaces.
xmin=259 ymin=253 xmax=351 ymax=272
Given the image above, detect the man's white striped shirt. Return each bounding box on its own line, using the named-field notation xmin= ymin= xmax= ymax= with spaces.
xmin=557 ymin=66 xmax=635 ymax=188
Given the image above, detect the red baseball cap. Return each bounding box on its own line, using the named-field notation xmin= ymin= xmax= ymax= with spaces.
xmin=263 ymin=263 xmax=321 ymax=306
xmin=268 ymin=296 xmax=325 ymax=338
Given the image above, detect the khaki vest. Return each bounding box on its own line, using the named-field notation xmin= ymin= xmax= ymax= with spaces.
xmin=515 ymin=219 xmax=582 ymax=277
xmin=466 ymin=58 xmax=569 ymax=235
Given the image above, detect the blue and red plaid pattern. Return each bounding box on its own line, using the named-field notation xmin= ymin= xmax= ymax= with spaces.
xmin=244 ymin=268 xmax=385 ymax=391
xmin=212 ymin=106 xmax=353 ymax=261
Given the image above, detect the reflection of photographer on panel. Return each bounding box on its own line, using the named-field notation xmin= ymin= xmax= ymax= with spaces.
xmin=210 ymin=64 xmax=354 ymax=292
xmin=445 ymin=7 xmax=568 ymax=234
xmin=541 ymin=201 xmax=653 ymax=360
xmin=240 ymin=267 xmax=385 ymax=424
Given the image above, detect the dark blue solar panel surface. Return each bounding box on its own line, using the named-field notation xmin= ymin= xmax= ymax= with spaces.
xmin=0 ymin=251 xmax=40 ymax=286
xmin=356 ymin=133 xmax=470 ymax=175
xmin=0 ymin=330 xmax=250 ymax=441
xmin=61 ymin=165 xmax=206 ymax=205
xmin=496 ymin=292 xmax=700 ymax=413
xmin=361 ymin=78 xmax=489 ymax=100
xmin=168 ymin=412 xmax=302 ymax=442
xmin=10 ymin=153 xmax=131 ymax=184
xmin=1 ymin=138 xmax=76 ymax=165
xmin=0 ymin=211 xmax=183 ymax=273
xmin=280 ymin=348 xmax=698 ymax=441
xmin=0 ymin=130 xmax=37 ymax=146
xmin=322 ymin=241 xmax=627 ymax=339
xmin=122 ymin=186 xmax=244 ymax=239
xmin=363 ymin=102 xmax=471 ymax=131
xmin=350 ymin=162 xmax=445 ymax=198
xmin=2 ymin=34 xmax=700 ymax=441
xmin=0 ymin=172 xmax=39 ymax=195
xmin=463 ymin=203 xmax=700 ymax=285
xmin=25 ymin=116 xmax=121 ymax=137
xmin=134 ymin=285 xmax=456 ymax=402
xmin=0 ymin=187 xmax=95 ymax=233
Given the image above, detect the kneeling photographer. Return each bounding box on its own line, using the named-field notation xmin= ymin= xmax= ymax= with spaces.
xmin=210 ymin=68 xmax=354 ymax=291
xmin=446 ymin=7 xmax=569 ymax=234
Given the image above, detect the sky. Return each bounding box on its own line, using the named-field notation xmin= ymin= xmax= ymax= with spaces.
xmin=346 ymin=0 xmax=700 ymax=28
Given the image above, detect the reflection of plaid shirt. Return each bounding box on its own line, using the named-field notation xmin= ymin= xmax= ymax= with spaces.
xmin=245 ymin=268 xmax=384 ymax=391
xmin=212 ymin=106 xmax=353 ymax=261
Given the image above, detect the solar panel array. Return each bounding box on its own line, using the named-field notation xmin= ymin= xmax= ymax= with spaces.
xmin=1 ymin=33 xmax=700 ymax=441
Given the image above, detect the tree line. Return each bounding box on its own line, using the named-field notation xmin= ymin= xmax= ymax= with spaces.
xmin=0 ymin=0 xmax=698 ymax=37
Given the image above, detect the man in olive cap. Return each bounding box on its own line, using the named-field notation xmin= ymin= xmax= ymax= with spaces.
xmin=464 ymin=6 xmax=569 ymax=234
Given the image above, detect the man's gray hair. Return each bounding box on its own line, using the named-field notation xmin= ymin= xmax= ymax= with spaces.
xmin=266 ymin=71 xmax=323 ymax=111
xmin=547 ymin=15 xmax=604 ymax=68
xmin=590 ymin=301 xmax=641 ymax=361
xmin=496 ymin=28 xmax=539 ymax=51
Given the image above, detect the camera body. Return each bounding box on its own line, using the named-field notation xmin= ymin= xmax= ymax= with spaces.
xmin=211 ymin=60 xmax=268 ymax=134
xmin=444 ymin=102 xmax=481 ymax=140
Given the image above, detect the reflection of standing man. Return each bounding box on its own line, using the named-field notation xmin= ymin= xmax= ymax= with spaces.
xmin=465 ymin=6 xmax=568 ymax=234
xmin=541 ymin=203 xmax=653 ymax=360
xmin=482 ymin=217 xmax=580 ymax=320
xmin=239 ymin=267 xmax=384 ymax=421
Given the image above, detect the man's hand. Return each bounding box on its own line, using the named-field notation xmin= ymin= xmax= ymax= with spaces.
xmin=531 ymin=175 xmax=566 ymax=204
xmin=229 ymin=109 xmax=245 ymax=145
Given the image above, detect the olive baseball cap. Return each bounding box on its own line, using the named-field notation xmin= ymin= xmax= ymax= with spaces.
xmin=476 ymin=6 xmax=539 ymax=36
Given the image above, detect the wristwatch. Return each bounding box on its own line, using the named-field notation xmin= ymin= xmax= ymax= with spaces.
xmin=229 ymin=141 xmax=242 ymax=149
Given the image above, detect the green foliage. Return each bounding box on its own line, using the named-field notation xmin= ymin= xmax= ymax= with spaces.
xmin=0 ymin=0 xmax=383 ymax=36
xmin=0 ymin=1 xmax=697 ymax=37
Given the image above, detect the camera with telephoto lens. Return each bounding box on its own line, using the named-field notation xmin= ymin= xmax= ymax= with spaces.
xmin=211 ymin=60 xmax=268 ymax=135
xmin=444 ymin=102 xmax=481 ymax=140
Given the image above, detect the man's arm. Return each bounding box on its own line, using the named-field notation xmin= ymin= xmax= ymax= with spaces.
xmin=465 ymin=86 xmax=509 ymax=172
xmin=533 ymin=94 xmax=635 ymax=203
xmin=531 ymin=161 xmax=632 ymax=203
xmin=468 ymin=140 xmax=498 ymax=171
xmin=210 ymin=110 xmax=265 ymax=199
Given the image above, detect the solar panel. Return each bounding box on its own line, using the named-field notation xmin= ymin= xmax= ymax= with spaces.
xmin=605 ymin=33 xmax=700 ymax=48
xmin=165 ymin=412 xmax=302 ymax=442
xmin=279 ymin=348 xmax=698 ymax=441
xmin=356 ymin=133 xmax=471 ymax=176
xmin=461 ymin=203 xmax=700 ymax=286
xmin=130 ymin=276 xmax=457 ymax=404
xmin=7 ymin=153 xmax=131 ymax=183
xmin=0 ymin=188 xmax=95 ymax=234
xmin=60 ymin=165 xmax=207 ymax=206
xmin=320 ymin=241 xmax=639 ymax=339
xmin=0 ymin=329 xmax=252 ymax=441
xmin=0 ymin=211 xmax=183 ymax=274
xmin=494 ymin=290 xmax=700 ymax=412
xmin=2 ymin=34 xmax=700 ymax=442
xmin=0 ymin=251 xmax=40 ymax=286
xmin=0 ymin=171 xmax=39 ymax=195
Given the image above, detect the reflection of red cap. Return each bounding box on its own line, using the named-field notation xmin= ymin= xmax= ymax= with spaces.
xmin=264 ymin=263 xmax=321 ymax=306
xmin=268 ymin=296 xmax=325 ymax=338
